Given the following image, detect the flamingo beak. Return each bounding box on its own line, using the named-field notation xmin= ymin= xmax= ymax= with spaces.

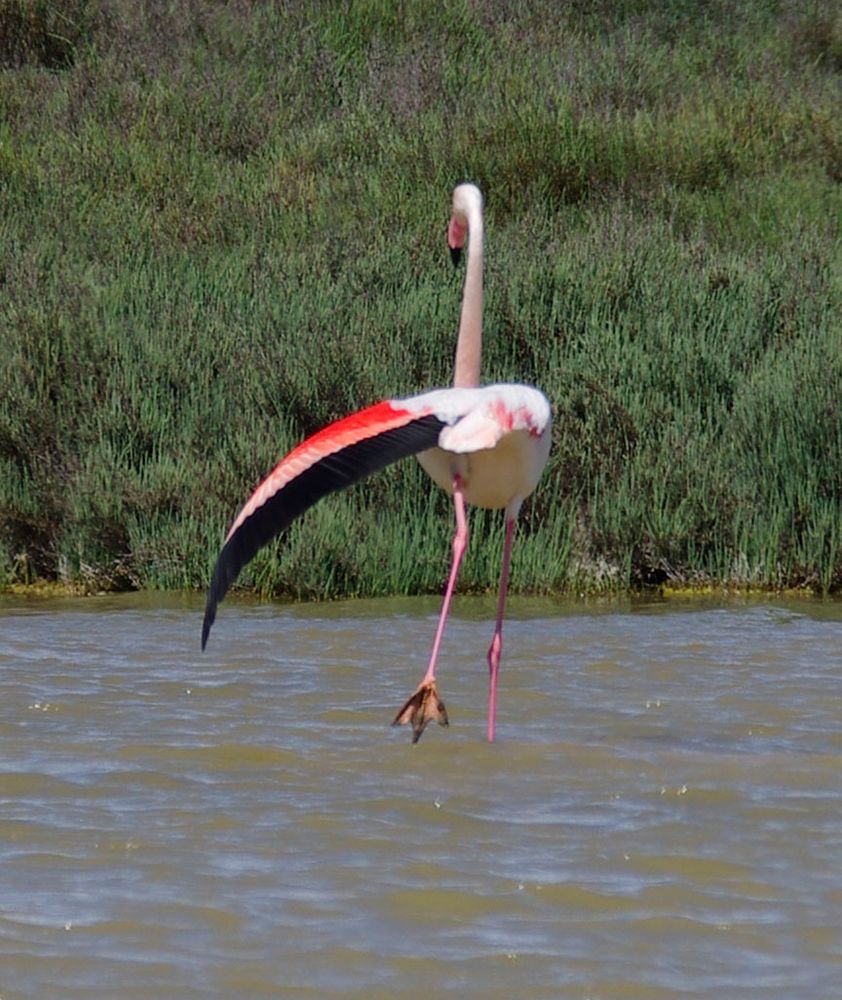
xmin=447 ymin=215 xmax=467 ymax=269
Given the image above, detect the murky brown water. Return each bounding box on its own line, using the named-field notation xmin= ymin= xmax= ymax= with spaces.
xmin=1 ymin=593 xmax=840 ymax=999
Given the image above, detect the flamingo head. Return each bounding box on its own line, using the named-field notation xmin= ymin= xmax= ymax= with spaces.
xmin=448 ymin=183 xmax=483 ymax=267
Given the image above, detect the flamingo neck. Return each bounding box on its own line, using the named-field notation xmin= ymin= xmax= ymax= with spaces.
xmin=453 ymin=209 xmax=483 ymax=389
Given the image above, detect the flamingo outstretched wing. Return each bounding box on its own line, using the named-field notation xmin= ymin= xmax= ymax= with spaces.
xmin=202 ymin=401 xmax=445 ymax=649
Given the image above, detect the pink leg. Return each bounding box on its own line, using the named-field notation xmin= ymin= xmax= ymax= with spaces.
xmin=392 ymin=476 xmax=468 ymax=741
xmin=422 ymin=476 xmax=468 ymax=685
xmin=486 ymin=516 xmax=516 ymax=743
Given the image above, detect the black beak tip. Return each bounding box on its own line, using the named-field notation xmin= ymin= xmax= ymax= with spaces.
xmin=449 ymin=246 xmax=462 ymax=268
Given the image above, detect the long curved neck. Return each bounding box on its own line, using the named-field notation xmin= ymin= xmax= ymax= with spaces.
xmin=452 ymin=206 xmax=483 ymax=389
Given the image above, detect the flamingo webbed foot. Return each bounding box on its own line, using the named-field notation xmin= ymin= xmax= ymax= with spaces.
xmin=392 ymin=680 xmax=449 ymax=744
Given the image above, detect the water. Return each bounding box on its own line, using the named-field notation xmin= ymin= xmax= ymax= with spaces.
xmin=1 ymin=593 xmax=840 ymax=999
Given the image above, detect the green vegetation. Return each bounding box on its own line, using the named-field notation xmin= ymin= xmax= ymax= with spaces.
xmin=1 ymin=0 xmax=841 ymax=598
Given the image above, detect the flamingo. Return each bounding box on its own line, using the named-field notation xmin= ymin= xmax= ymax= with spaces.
xmin=201 ymin=183 xmax=552 ymax=743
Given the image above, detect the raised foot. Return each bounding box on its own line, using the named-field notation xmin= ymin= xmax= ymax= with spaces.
xmin=391 ymin=680 xmax=449 ymax=744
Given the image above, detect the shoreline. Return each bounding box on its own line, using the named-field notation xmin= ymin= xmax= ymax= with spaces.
xmin=1 ymin=579 xmax=827 ymax=601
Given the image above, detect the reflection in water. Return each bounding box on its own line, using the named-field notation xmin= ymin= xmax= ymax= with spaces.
xmin=1 ymin=593 xmax=840 ymax=999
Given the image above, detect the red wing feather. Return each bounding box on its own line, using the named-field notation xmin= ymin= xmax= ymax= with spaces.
xmin=202 ymin=402 xmax=444 ymax=649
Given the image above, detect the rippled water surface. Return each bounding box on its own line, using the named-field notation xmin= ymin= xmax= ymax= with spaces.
xmin=1 ymin=593 xmax=840 ymax=999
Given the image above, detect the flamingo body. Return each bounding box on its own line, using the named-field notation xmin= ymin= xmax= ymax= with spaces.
xmin=407 ymin=384 xmax=551 ymax=512
xmin=202 ymin=182 xmax=552 ymax=743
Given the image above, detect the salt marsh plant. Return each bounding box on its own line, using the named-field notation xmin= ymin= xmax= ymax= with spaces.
xmin=1 ymin=0 xmax=840 ymax=595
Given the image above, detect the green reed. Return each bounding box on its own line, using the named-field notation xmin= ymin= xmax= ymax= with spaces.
xmin=1 ymin=0 xmax=840 ymax=596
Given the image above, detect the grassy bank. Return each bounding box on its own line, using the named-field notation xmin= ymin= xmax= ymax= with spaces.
xmin=1 ymin=0 xmax=841 ymax=598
